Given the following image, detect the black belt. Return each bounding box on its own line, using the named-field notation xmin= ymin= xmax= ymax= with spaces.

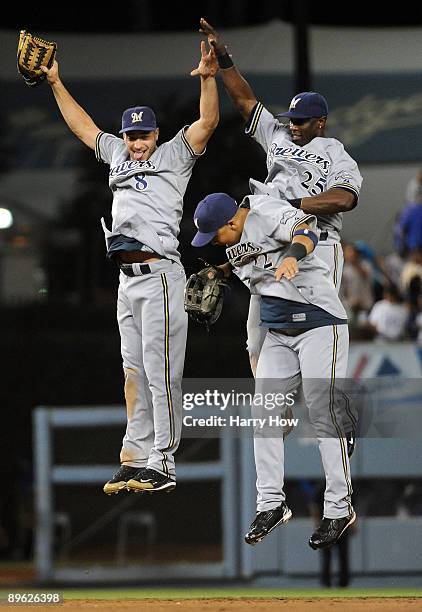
xmin=319 ymin=231 xmax=328 ymax=241
xmin=119 ymin=263 xmax=151 ymax=277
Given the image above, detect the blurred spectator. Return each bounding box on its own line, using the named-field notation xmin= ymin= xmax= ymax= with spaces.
xmin=384 ymin=250 xmax=405 ymax=288
xmin=354 ymin=240 xmax=390 ymax=302
xmin=405 ymin=167 xmax=422 ymax=204
xmin=399 ymin=252 xmax=422 ymax=339
xmin=395 ymin=200 xmax=422 ymax=257
xmin=340 ymin=243 xmax=374 ymax=329
xmin=414 ymin=295 xmax=422 ymax=345
xmin=367 ymin=285 xmax=409 ymax=341
xmin=400 ymin=249 xmax=422 ymax=300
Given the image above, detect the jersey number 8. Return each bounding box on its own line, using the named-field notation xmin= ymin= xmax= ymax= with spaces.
xmin=134 ymin=173 xmax=148 ymax=191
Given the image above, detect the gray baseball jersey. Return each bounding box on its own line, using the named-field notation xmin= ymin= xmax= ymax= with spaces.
xmin=96 ymin=127 xmax=204 ymax=263
xmin=226 ymin=195 xmax=347 ymax=321
xmin=244 ymin=103 xmax=361 ymax=366
xmin=245 ymin=103 xmax=363 ymax=242
xmin=96 ymin=127 xmax=202 ymax=480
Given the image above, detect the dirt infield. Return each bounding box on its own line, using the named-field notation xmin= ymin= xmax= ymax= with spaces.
xmin=3 ymin=597 xmax=421 ymax=611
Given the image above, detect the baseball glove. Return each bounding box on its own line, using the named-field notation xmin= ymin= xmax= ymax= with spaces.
xmin=17 ymin=30 xmax=57 ymax=87
xmin=184 ymin=264 xmax=228 ymax=328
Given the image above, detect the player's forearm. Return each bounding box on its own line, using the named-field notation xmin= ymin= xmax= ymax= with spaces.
xmin=294 ymin=188 xmax=357 ymax=214
xmin=292 ymin=234 xmax=315 ymax=255
xmin=50 ymin=80 xmax=98 ymax=143
xmin=199 ymin=76 xmax=219 ymax=131
xmin=274 ymin=234 xmax=314 ymax=281
xmin=185 ymin=77 xmax=219 ymax=152
xmin=219 ymin=66 xmax=257 ymax=121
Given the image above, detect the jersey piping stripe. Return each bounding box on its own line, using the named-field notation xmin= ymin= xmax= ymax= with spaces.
xmin=333 ymin=244 xmax=339 ymax=288
xmin=330 ymin=325 xmax=353 ymax=508
xmin=244 ymin=101 xmax=259 ymax=134
xmin=331 ymin=183 xmax=359 ymax=199
xmin=95 ymin=131 xmax=105 ymax=162
xmin=329 ymin=325 xmax=353 ymax=510
xmin=162 ymin=452 xmax=169 ymax=478
xmin=245 ymin=102 xmax=264 ymax=137
xmin=289 ymin=214 xmax=316 ymax=242
xmin=344 ymin=394 xmax=358 ymax=431
xmin=160 ymin=273 xmax=175 ymax=459
xmin=181 ymin=127 xmax=201 ymax=158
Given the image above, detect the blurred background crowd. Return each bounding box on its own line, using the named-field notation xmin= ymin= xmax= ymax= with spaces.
xmin=340 ymin=166 xmax=422 ymax=343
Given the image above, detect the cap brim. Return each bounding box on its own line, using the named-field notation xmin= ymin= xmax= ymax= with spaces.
xmin=276 ymin=111 xmax=313 ymax=119
xmin=119 ymin=126 xmax=156 ymax=134
xmin=191 ymin=230 xmax=217 ymax=247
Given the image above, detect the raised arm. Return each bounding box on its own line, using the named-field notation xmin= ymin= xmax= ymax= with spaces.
xmin=185 ymin=41 xmax=219 ymax=154
xmin=199 ymin=18 xmax=257 ymax=121
xmin=41 ymin=60 xmax=101 ymax=151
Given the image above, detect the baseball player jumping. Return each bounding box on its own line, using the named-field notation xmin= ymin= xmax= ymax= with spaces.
xmin=191 ymin=192 xmax=355 ymax=550
xmin=199 ymin=19 xmax=363 ymax=392
xmin=41 ymin=42 xmax=219 ymax=495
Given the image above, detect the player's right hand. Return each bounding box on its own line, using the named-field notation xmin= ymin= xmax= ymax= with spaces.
xmin=275 ymin=257 xmax=299 ymax=282
xmin=40 ymin=59 xmax=60 ymax=85
xmin=190 ymin=41 xmax=218 ymax=78
xmin=199 ymin=18 xmax=226 ymax=56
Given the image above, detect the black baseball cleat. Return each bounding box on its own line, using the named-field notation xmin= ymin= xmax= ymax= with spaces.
xmin=126 ymin=468 xmax=176 ymax=493
xmin=244 ymin=502 xmax=292 ymax=546
xmin=309 ymin=511 xmax=356 ymax=550
xmin=346 ymin=430 xmax=356 ymax=458
xmin=103 ymin=465 xmax=143 ymax=496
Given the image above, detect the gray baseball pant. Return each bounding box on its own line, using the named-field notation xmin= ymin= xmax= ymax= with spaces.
xmin=253 ymin=324 xmax=353 ymax=519
xmin=117 ymin=259 xmax=187 ymax=478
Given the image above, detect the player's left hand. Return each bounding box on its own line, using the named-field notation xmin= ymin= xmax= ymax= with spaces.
xmin=199 ymin=18 xmax=226 ymax=57
xmin=191 ymin=40 xmax=218 ymax=78
xmin=40 ymin=59 xmax=60 ymax=85
xmin=275 ymin=257 xmax=299 ymax=281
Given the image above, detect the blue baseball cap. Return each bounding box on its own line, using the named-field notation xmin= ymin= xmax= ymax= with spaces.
xmin=192 ymin=193 xmax=238 ymax=247
xmin=119 ymin=106 xmax=157 ymax=134
xmin=277 ymin=92 xmax=328 ymax=119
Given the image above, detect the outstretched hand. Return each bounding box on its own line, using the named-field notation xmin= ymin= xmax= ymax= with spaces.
xmin=191 ymin=40 xmax=218 ymax=78
xmin=40 ymin=59 xmax=60 ymax=85
xmin=199 ymin=17 xmax=226 ymax=56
